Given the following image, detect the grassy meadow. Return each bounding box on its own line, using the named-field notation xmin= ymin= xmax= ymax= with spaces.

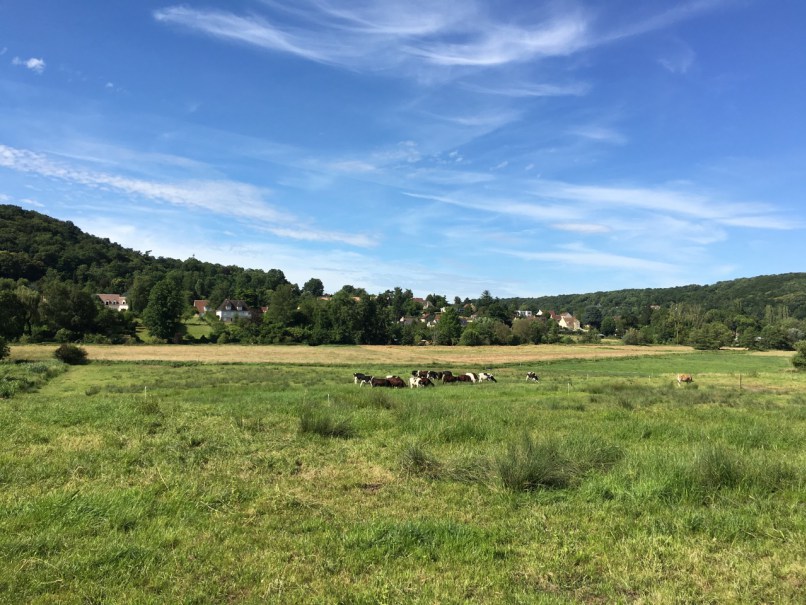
xmin=1 ymin=344 xmax=804 ymax=603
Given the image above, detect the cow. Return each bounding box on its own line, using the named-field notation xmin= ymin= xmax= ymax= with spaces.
xmin=465 ymin=372 xmax=478 ymax=383
xmin=387 ymin=376 xmax=406 ymax=388
xmin=479 ymin=372 xmax=497 ymax=382
xmin=677 ymin=373 xmax=694 ymax=386
xmin=354 ymin=372 xmax=372 ymax=386
xmin=442 ymin=374 xmax=458 ymax=383
xmin=409 ymin=376 xmax=434 ymax=388
xmin=526 ymin=372 xmax=539 ymax=382
xmin=456 ymin=374 xmax=474 ymax=383
xmin=370 ymin=377 xmax=390 ymax=388
xmin=411 ymin=370 xmax=430 ymax=379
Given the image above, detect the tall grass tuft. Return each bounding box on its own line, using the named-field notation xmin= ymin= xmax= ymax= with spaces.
xmin=497 ymin=434 xmax=572 ymax=491
xmin=400 ymin=443 xmax=443 ymax=479
xmin=299 ymin=403 xmax=354 ymax=439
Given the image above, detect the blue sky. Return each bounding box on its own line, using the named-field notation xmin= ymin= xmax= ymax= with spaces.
xmin=1 ymin=1 xmax=804 ymax=299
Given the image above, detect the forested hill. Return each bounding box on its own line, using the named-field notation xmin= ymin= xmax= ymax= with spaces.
xmin=505 ymin=272 xmax=806 ymax=323
xmin=1 ymin=204 xmax=152 ymax=289
xmin=0 ymin=204 xmax=297 ymax=312
xmin=1 ymin=203 xmax=805 ymax=322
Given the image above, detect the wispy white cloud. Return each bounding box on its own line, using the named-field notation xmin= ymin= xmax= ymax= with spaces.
xmin=658 ymin=38 xmax=696 ymax=74
xmin=0 ymin=144 xmax=375 ymax=247
xmin=532 ymin=181 xmax=789 ymax=228
xmin=463 ymin=80 xmax=591 ymax=98
xmin=552 ymin=222 xmax=610 ymax=234
xmin=497 ymin=243 xmax=679 ymax=273
xmin=568 ymin=125 xmax=627 ymax=145
xmin=155 ymin=1 xmax=724 ymax=77
xmin=12 ymin=56 xmax=46 ymax=74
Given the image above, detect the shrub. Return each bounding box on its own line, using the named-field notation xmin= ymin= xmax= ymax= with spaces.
xmin=792 ymin=341 xmax=806 ymax=371
xmin=0 ymin=336 xmax=9 ymax=361
xmin=54 ymin=343 xmax=88 ymax=365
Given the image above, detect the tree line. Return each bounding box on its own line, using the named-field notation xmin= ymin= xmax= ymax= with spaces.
xmin=1 ymin=204 xmax=805 ymax=351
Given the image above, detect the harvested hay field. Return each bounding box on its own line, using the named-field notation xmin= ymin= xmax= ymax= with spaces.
xmin=11 ymin=343 xmax=693 ymax=365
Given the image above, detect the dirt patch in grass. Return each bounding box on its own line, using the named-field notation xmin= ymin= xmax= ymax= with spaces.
xmin=10 ymin=344 xmax=692 ymax=365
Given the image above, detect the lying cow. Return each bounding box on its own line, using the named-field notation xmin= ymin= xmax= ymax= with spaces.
xmin=677 ymin=373 xmax=694 ymax=386
xmin=526 ymin=372 xmax=539 ymax=382
xmin=478 ymin=372 xmax=497 ymax=382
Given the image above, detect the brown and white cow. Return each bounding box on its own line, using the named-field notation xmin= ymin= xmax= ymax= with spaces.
xmin=677 ymin=373 xmax=694 ymax=386
xmin=387 ymin=376 xmax=406 ymax=388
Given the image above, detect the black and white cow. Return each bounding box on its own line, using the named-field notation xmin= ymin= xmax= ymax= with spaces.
xmin=354 ymin=372 xmax=373 ymax=386
xmin=526 ymin=372 xmax=539 ymax=382
xmin=479 ymin=372 xmax=497 ymax=382
xmin=409 ymin=376 xmax=435 ymax=388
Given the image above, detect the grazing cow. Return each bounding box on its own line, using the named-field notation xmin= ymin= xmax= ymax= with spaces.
xmin=526 ymin=372 xmax=539 ymax=382
xmin=479 ymin=372 xmax=497 ymax=382
xmin=412 ymin=370 xmax=430 ymax=379
xmin=456 ymin=374 xmax=474 ymax=383
xmin=354 ymin=372 xmax=372 ymax=386
xmin=465 ymin=372 xmax=478 ymax=383
xmin=442 ymin=374 xmax=458 ymax=383
xmin=370 ymin=377 xmax=390 ymax=388
xmin=387 ymin=376 xmax=406 ymax=388
xmin=677 ymin=373 xmax=694 ymax=386
xmin=409 ymin=376 xmax=435 ymax=388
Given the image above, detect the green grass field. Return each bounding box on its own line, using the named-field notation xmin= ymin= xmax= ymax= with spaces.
xmin=1 ymin=347 xmax=804 ymax=603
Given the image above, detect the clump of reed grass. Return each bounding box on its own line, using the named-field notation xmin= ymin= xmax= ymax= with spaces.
xmin=400 ymin=443 xmax=443 ymax=479
xmin=497 ymin=435 xmax=572 ymax=491
xmin=497 ymin=433 xmax=624 ymax=492
xmin=298 ymin=403 xmax=354 ymax=439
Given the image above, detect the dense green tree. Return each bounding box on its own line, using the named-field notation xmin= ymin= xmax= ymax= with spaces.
xmin=433 ymin=307 xmax=462 ymax=345
xmin=302 ymin=278 xmax=325 ymax=297
xmin=142 ymin=279 xmax=186 ymax=341
xmin=264 ymin=283 xmax=299 ymax=327
xmin=41 ymin=281 xmax=98 ymax=335
xmin=0 ymin=290 xmax=25 ymax=339
xmin=600 ymin=316 xmax=617 ymax=337
xmin=582 ymin=306 xmax=603 ymax=330
xmin=459 ymin=325 xmax=484 ymax=346
xmin=689 ymin=322 xmax=733 ymax=350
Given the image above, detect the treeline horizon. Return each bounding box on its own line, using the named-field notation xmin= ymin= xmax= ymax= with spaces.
xmin=1 ymin=203 xmax=805 ymax=350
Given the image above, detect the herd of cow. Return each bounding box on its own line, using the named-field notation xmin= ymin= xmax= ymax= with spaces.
xmin=352 ymin=370 xmax=695 ymax=388
xmin=352 ymin=369 xmax=540 ymax=388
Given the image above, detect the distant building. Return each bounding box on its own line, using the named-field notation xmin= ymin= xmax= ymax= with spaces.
xmin=216 ymin=299 xmax=251 ymax=322
xmin=194 ymin=299 xmax=211 ymax=316
xmin=97 ymin=294 xmax=128 ymax=312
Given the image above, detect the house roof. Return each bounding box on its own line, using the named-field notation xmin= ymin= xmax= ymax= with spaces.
xmin=217 ymin=299 xmax=249 ymax=311
xmin=97 ymin=294 xmax=126 ymax=305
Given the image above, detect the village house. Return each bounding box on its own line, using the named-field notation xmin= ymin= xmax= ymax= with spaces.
xmin=193 ymin=299 xmax=211 ymax=316
xmin=216 ymin=299 xmax=251 ymax=322
xmin=96 ymin=294 xmax=128 ymax=312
